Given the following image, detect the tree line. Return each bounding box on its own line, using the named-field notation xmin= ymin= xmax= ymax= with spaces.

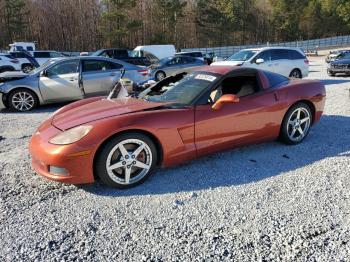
xmin=0 ymin=0 xmax=349 ymax=52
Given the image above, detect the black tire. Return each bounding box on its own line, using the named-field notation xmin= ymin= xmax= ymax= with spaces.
xmin=22 ymin=64 xmax=34 ymax=73
xmin=0 ymin=66 xmax=15 ymax=73
xmin=94 ymin=132 xmax=158 ymax=189
xmin=8 ymin=88 xmax=39 ymax=112
xmin=327 ymin=69 xmax=335 ymax=77
xmin=280 ymin=102 xmax=313 ymax=145
xmin=155 ymin=71 xmax=166 ymax=81
xmin=289 ymin=69 xmax=302 ymax=79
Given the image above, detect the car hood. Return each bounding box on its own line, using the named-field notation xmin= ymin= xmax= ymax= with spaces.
xmin=210 ymin=60 xmax=244 ymax=66
xmin=0 ymin=71 xmax=28 ymax=83
xmin=51 ymin=97 xmax=166 ymax=130
xmin=331 ymin=59 xmax=350 ymax=64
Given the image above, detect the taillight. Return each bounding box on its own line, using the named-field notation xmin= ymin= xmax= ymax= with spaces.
xmin=304 ymin=59 xmax=309 ymax=64
xmin=137 ymin=69 xmax=149 ymax=76
xmin=10 ymin=59 xmax=19 ymax=64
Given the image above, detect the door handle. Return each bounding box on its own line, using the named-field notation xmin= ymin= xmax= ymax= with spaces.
xmin=69 ymin=78 xmax=77 ymax=81
xmin=110 ymin=73 xmax=117 ymax=76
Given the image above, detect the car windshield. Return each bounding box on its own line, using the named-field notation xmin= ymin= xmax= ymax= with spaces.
xmin=30 ymin=60 xmax=56 ymax=75
xmin=226 ymin=50 xmax=257 ymax=61
xmin=138 ymin=72 xmax=217 ymax=105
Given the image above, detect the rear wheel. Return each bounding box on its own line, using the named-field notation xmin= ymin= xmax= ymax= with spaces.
xmin=95 ymin=133 xmax=158 ymax=188
xmin=8 ymin=89 xmax=39 ymax=112
xmin=280 ymin=103 xmax=312 ymax=145
xmin=290 ymin=69 xmax=302 ymax=79
xmin=155 ymin=71 xmax=166 ymax=81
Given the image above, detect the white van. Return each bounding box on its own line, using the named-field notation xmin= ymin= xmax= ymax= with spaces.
xmin=133 ymin=45 xmax=176 ymax=60
xmin=9 ymin=42 xmax=36 ymax=52
xmin=211 ymin=47 xmax=309 ymax=78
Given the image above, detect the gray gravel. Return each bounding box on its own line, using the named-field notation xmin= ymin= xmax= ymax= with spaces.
xmin=1 ymin=57 xmax=350 ymax=261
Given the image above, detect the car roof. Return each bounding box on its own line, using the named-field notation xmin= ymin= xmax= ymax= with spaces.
xmin=243 ymin=46 xmax=302 ymax=51
xmin=195 ymin=65 xmax=238 ymax=75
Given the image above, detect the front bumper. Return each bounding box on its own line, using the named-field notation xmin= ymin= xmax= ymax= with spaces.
xmin=328 ymin=67 xmax=350 ymax=73
xmin=29 ymin=123 xmax=96 ymax=184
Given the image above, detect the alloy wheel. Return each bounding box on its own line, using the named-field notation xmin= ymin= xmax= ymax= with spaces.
xmin=105 ymin=139 xmax=153 ymax=185
xmin=287 ymin=107 xmax=311 ymax=142
xmin=11 ymin=91 xmax=35 ymax=111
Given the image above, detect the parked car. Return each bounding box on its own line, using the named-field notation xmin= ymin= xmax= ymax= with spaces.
xmin=211 ymin=47 xmax=309 ymax=78
xmin=0 ymin=56 xmax=150 ymax=111
xmin=92 ymin=48 xmax=152 ymax=66
xmin=176 ymin=51 xmax=204 ymax=61
xmin=30 ymin=51 xmax=65 ymax=65
xmin=325 ymin=50 xmax=350 ymax=63
xmin=0 ymin=53 xmax=21 ymax=73
xmin=9 ymin=51 xmax=40 ymax=73
xmin=28 ymin=66 xmax=325 ymax=188
xmin=9 ymin=42 xmax=36 ymax=52
xmin=327 ymin=55 xmax=350 ymax=76
xmin=134 ymin=45 xmax=176 ymax=60
xmin=149 ymin=56 xmax=205 ymax=81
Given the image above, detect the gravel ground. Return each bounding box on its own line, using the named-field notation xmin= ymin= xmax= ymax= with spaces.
xmin=1 ymin=57 xmax=350 ymax=261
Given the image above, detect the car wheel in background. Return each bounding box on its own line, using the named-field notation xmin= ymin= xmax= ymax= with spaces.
xmin=95 ymin=132 xmax=158 ymax=188
xmin=289 ymin=69 xmax=302 ymax=78
xmin=22 ymin=64 xmax=34 ymax=73
xmin=155 ymin=71 xmax=166 ymax=81
xmin=280 ymin=103 xmax=312 ymax=145
xmin=327 ymin=69 xmax=335 ymax=77
xmin=8 ymin=88 xmax=39 ymax=112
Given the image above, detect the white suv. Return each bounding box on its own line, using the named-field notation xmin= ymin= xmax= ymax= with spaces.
xmin=0 ymin=53 xmax=21 ymax=73
xmin=211 ymin=47 xmax=309 ymax=78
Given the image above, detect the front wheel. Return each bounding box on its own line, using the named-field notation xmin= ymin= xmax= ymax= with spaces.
xmin=95 ymin=133 xmax=158 ymax=188
xmin=8 ymin=89 xmax=39 ymax=112
xmin=280 ymin=103 xmax=312 ymax=145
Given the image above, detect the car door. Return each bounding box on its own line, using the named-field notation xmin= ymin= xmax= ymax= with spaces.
xmin=180 ymin=57 xmax=202 ymax=72
xmin=270 ymin=49 xmax=291 ymax=77
xmin=194 ymin=72 xmax=283 ymax=156
xmin=39 ymin=59 xmax=83 ymax=102
xmin=164 ymin=57 xmax=182 ymax=76
xmin=81 ymin=59 xmax=123 ymax=96
xmin=246 ymin=50 xmax=274 ymax=72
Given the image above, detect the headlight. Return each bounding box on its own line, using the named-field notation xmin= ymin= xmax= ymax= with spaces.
xmin=49 ymin=125 xmax=93 ymax=145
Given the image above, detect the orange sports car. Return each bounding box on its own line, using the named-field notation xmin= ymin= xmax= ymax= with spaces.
xmin=29 ymin=66 xmax=326 ymax=188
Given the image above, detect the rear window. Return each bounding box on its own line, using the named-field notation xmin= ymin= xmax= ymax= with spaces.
xmin=263 ymin=71 xmax=289 ymax=88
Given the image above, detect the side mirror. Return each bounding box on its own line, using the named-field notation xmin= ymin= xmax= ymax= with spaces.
xmin=40 ymin=70 xmax=47 ymax=77
xmin=212 ymin=94 xmax=239 ymax=110
xmin=255 ymin=58 xmax=264 ymax=64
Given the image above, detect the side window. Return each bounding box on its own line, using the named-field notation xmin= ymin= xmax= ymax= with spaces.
xmin=27 ymin=46 xmax=34 ymax=51
xmin=255 ymin=50 xmax=271 ymax=62
xmin=271 ymin=49 xmax=290 ymax=60
xmin=46 ymin=60 xmax=79 ymax=76
xmin=289 ymin=50 xmax=305 ymax=60
xmin=263 ymin=71 xmax=289 ymax=88
xmin=114 ymin=50 xmax=128 ymax=58
xmin=35 ymin=52 xmax=50 ymax=58
xmin=167 ymin=58 xmax=180 ymax=66
xmin=209 ymin=75 xmax=259 ymax=102
xmin=50 ymin=52 xmax=62 ymax=58
xmin=82 ymin=60 xmax=122 ymax=72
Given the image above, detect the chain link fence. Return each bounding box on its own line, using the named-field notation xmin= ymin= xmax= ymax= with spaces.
xmin=182 ymin=35 xmax=350 ymax=58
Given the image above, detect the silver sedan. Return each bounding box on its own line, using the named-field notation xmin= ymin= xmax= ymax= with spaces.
xmin=149 ymin=56 xmax=205 ymax=81
xmin=0 ymin=56 xmax=150 ymax=111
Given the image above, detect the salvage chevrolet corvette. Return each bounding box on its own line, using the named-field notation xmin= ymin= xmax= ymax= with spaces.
xmin=29 ymin=66 xmax=326 ymax=188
